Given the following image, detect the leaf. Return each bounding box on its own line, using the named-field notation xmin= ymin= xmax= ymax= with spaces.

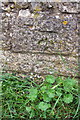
xmin=63 ymin=94 xmax=73 ymax=104
xmin=63 ymin=78 xmax=76 ymax=92
xmin=29 ymin=87 xmax=38 ymax=95
xmin=50 ymin=111 xmax=54 ymax=116
xmin=41 ymin=86 xmax=47 ymax=93
xmin=43 ymin=94 xmax=51 ymax=102
xmin=64 ymin=78 xmax=76 ymax=87
xmin=46 ymin=83 xmax=52 ymax=89
xmin=30 ymin=109 xmax=35 ymax=118
xmin=47 ymin=89 xmax=55 ymax=98
xmin=64 ymin=85 xmax=72 ymax=92
xmin=26 ymin=107 xmax=31 ymax=112
xmin=56 ymin=76 xmax=63 ymax=84
xmin=38 ymin=102 xmax=51 ymax=111
xmin=40 ymin=112 xmax=47 ymax=118
xmin=45 ymin=75 xmax=55 ymax=84
xmin=55 ymin=88 xmax=62 ymax=96
xmin=28 ymin=94 xmax=37 ymax=101
xmin=28 ymin=88 xmax=38 ymax=101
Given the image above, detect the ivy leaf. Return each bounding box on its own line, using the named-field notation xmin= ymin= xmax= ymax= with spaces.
xmin=63 ymin=94 xmax=73 ymax=104
xmin=45 ymin=75 xmax=55 ymax=84
xmin=38 ymin=102 xmax=51 ymax=111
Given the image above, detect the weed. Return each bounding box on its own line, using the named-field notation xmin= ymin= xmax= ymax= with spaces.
xmin=0 ymin=73 xmax=80 ymax=119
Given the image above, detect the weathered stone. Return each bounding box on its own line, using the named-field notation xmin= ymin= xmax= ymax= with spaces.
xmin=7 ymin=13 xmax=78 ymax=55
xmin=18 ymin=9 xmax=31 ymax=17
xmin=3 ymin=51 xmax=78 ymax=76
xmin=1 ymin=2 xmax=79 ymax=77
xmin=59 ymin=2 xmax=79 ymax=13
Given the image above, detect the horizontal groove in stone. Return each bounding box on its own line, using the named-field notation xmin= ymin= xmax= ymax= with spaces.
xmin=2 ymin=49 xmax=79 ymax=57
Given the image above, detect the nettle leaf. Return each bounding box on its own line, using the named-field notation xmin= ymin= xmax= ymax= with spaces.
xmin=45 ymin=75 xmax=55 ymax=84
xmin=63 ymin=94 xmax=73 ymax=104
xmin=38 ymin=102 xmax=51 ymax=111
xmin=43 ymin=94 xmax=51 ymax=102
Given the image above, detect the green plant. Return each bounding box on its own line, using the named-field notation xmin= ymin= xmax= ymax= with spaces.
xmin=1 ymin=73 xmax=80 ymax=119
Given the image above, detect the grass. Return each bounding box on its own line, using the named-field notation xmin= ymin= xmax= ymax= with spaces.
xmin=0 ymin=72 xmax=80 ymax=120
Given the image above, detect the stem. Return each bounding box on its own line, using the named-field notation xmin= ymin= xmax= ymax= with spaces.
xmin=50 ymin=94 xmax=62 ymax=114
xmin=73 ymin=95 xmax=80 ymax=118
xmin=6 ymin=102 xmax=13 ymax=118
xmin=51 ymin=83 xmax=61 ymax=89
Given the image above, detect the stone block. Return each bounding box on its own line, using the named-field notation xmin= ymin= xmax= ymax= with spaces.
xmin=1 ymin=2 xmax=79 ymax=77
xmin=3 ymin=51 xmax=78 ymax=76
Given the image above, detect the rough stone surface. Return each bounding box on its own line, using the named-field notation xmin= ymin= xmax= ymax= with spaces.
xmin=3 ymin=51 xmax=78 ymax=76
xmin=1 ymin=2 xmax=79 ymax=77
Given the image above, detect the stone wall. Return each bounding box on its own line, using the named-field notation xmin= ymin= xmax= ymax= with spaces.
xmin=1 ymin=2 xmax=80 ymax=77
